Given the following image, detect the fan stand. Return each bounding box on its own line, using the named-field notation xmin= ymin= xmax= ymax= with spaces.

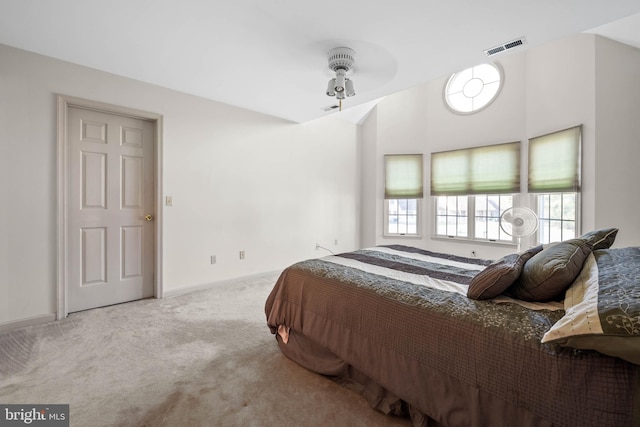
xmin=513 ymin=217 xmax=525 ymax=253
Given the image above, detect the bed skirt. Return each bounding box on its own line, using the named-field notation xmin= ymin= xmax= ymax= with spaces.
xmin=276 ymin=330 xmax=554 ymax=427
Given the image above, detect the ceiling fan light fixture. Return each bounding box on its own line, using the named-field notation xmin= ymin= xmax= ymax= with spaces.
xmin=334 ymin=69 xmax=346 ymax=92
xmin=326 ymin=78 xmax=336 ymax=96
xmin=325 ymin=47 xmax=356 ymax=110
xmin=345 ymin=79 xmax=355 ymax=97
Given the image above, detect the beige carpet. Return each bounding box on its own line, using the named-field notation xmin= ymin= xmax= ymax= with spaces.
xmin=0 ymin=273 xmax=411 ymax=427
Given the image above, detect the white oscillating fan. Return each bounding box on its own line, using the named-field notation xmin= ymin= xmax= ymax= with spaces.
xmin=500 ymin=207 xmax=539 ymax=252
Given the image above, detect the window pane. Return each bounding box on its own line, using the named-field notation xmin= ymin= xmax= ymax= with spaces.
xmin=398 ymin=215 xmax=407 ymax=234
xmin=563 ymin=221 xmax=576 ymax=240
xmin=447 ymin=197 xmax=458 ymax=215
xmin=436 ymin=216 xmax=447 ymax=235
xmin=458 ymin=196 xmax=468 ymax=215
xmin=538 ymin=194 xmax=550 ymax=218
xmin=407 ymin=216 xmax=417 ymax=234
xmin=398 ymin=199 xmax=408 ymax=212
xmin=447 ymin=92 xmax=473 ymax=113
xmin=475 ymin=217 xmax=486 ymax=239
xmin=388 ymin=199 xmax=398 ymax=214
xmin=549 ymin=194 xmax=562 ymax=219
xmin=457 ymin=217 xmax=468 ymax=237
xmin=563 ymin=193 xmax=576 ymax=218
xmin=474 ymin=195 xmax=486 ymax=216
xmin=447 ymin=216 xmax=457 ymax=236
xmin=407 ymin=198 xmax=417 ymax=214
xmin=549 ymin=220 xmax=563 ymax=243
xmin=473 ymin=63 xmax=500 ymax=84
xmin=447 ymin=68 xmax=473 ymax=94
xmin=388 ymin=215 xmax=398 ymax=234
xmin=487 ymin=218 xmax=500 ymax=240
xmin=487 ymin=195 xmax=500 ymax=218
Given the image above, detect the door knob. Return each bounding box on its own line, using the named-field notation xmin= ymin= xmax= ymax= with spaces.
xmin=145 ymin=214 xmax=153 ymax=222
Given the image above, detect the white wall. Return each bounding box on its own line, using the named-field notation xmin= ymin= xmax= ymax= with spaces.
xmin=358 ymin=106 xmax=378 ymax=249
xmin=593 ymin=36 xmax=640 ymax=248
xmin=0 ymin=44 xmax=360 ymax=325
xmin=361 ymin=33 xmax=640 ymax=258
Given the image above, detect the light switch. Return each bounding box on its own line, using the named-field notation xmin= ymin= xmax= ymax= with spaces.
xmin=166 ymin=196 xmax=173 ymax=206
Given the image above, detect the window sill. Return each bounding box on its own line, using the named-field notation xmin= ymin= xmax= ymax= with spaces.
xmin=431 ymin=235 xmax=517 ymax=248
xmin=383 ymin=233 xmax=423 ymax=239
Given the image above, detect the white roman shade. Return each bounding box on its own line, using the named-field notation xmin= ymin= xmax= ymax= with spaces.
xmin=384 ymin=154 xmax=424 ymax=199
xmin=528 ymin=126 xmax=581 ymax=193
xmin=431 ymin=141 xmax=520 ymax=196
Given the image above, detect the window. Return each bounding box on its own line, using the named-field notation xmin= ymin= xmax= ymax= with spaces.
xmin=444 ymin=63 xmax=503 ymax=114
xmin=385 ymin=199 xmax=420 ymax=235
xmin=529 ymin=126 xmax=581 ymax=244
xmin=536 ymin=193 xmax=577 ymax=244
xmin=435 ymin=194 xmax=514 ymax=242
xmin=384 ymin=154 xmax=423 ymax=237
xmin=431 ymin=141 xmax=520 ymax=243
xmin=473 ymin=194 xmax=514 ymax=241
xmin=436 ymin=195 xmax=467 ymax=237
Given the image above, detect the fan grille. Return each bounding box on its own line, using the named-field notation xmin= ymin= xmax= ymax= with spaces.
xmin=500 ymin=207 xmax=538 ymax=237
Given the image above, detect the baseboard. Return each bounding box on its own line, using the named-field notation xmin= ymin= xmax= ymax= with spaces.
xmin=0 ymin=313 xmax=56 ymax=333
xmin=163 ymin=270 xmax=281 ymax=298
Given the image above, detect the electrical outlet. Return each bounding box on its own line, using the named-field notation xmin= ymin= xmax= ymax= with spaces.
xmin=210 ymin=255 xmax=216 ymax=264
xmin=239 ymin=250 xmax=245 ymax=260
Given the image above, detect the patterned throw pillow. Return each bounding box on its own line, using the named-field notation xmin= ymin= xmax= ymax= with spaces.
xmin=542 ymin=247 xmax=640 ymax=365
xmin=467 ymin=245 xmax=543 ymax=300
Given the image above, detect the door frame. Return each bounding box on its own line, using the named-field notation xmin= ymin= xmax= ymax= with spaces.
xmin=56 ymin=95 xmax=164 ymax=320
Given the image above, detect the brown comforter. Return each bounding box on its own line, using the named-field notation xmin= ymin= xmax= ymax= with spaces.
xmin=265 ymin=245 xmax=639 ymax=427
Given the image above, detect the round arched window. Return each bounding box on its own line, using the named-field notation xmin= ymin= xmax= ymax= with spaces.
xmin=444 ymin=63 xmax=503 ymax=114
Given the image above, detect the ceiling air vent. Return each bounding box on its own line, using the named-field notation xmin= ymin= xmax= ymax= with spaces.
xmin=484 ymin=37 xmax=527 ymax=57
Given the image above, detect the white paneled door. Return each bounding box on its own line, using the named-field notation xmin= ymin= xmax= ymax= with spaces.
xmin=66 ymin=107 xmax=155 ymax=313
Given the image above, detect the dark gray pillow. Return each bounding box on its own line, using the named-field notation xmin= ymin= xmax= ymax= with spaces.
xmin=468 ymin=245 xmax=543 ymax=300
xmin=508 ymin=238 xmax=592 ymax=302
xmin=579 ymin=227 xmax=618 ymax=250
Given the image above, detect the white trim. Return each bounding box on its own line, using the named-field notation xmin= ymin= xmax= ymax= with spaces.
xmin=56 ymin=95 xmax=164 ymax=319
xmin=0 ymin=314 xmax=56 ymax=333
xmin=162 ymin=271 xmax=281 ymax=298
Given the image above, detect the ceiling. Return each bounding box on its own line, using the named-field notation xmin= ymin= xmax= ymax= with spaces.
xmin=1 ymin=1 xmax=640 ymax=124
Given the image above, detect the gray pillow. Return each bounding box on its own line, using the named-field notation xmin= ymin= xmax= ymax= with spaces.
xmin=467 ymin=245 xmax=543 ymax=300
xmin=508 ymin=238 xmax=592 ymax=302
xmin=579 ymin=227 xmax=618 ymax=250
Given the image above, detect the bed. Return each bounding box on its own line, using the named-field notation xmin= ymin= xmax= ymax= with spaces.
xmin=265 ymin=229 xmax=640 ymax=427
